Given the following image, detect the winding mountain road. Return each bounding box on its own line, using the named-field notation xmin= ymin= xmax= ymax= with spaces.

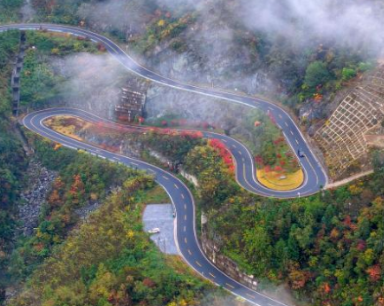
xmin=1 ymin=24 xmax=329 ymax=306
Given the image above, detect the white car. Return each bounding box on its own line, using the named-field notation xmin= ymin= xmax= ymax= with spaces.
xmin=148 ymin=228 xmax=160 ymax=234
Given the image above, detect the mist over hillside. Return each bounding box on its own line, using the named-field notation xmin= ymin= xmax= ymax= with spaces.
xmin=29 ymin=0 xmax=384 ymax=102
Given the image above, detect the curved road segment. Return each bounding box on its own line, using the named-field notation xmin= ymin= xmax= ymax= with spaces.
xmin=2 ymin=23 xmax=329 ymax=306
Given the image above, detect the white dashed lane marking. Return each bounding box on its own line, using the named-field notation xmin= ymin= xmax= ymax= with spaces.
xmin=226 ymin=283 xmax=235 ymax=289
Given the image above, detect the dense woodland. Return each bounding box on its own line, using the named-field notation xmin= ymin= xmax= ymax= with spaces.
xmin=0 ymin=31 xmax=106 ymax=298
xmin=53 ymin=116 xmax=384 ymax=305
xmin=0 ymin=30 xmax=28 ymax=299
xmin=184 ymin=142 xmax=384 ymax=306
xmin=8 ymin=136 xmax=231 ymax=306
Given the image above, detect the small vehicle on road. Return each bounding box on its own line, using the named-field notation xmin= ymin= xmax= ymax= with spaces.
xmin=298 ymin=149 xmax=305 ymax=158
xmin=148 ymin=228 xmax=160 ymax=234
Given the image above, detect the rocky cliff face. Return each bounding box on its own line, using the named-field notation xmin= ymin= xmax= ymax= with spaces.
xmin=17 ymin=160 xmax=57 ymax=236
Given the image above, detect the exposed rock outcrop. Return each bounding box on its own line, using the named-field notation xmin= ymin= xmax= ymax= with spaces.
xmin=17 ymin=160 xmax=57 ymax=236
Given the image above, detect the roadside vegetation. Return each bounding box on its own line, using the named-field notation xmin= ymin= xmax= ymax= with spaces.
xmin=0 ymin=0 xmax=23 ymax=23
xmin=149 ymin=109 xmax=301 ymax=175
xmin=0 ymin=30 xmax=28 ymax=300
xmin=45 ymin=113 xmax=302 ymax=186
xmin=20 ymin=31 xmax=99 ymax=109
xmin=185 ymin=141 xmax=384 ymax=306
xmin=7 ymin=132 xmax=148 ymax=281
xmin=8 ymin=134 xmax=233 ymax=306
xmin=231 ymin=109 xmax=302 ymax=188
xmin=48 ymin=115 xmax=384 ymax=306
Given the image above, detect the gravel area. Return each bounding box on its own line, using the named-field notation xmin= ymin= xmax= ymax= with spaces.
xmin=143 ymin=204 xmax=178 ymax=255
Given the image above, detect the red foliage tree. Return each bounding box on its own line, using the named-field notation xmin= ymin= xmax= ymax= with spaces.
xmin=208 ymin=139 xmax=234 ymax=173
xmin=367 ymin=265 xmax=382 ymax=282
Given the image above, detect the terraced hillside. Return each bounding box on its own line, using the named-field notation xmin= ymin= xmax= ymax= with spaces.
xmin=315 ymin=66 xmax=384 ymax=178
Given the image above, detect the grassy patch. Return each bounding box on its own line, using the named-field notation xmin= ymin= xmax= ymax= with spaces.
xmin=44 ymin=116 xmax=87 ymax=141
xmin=256 ymin=168 xmax=304 ymax=191
xmin=137 ymin=184 xmax=170 ymax=204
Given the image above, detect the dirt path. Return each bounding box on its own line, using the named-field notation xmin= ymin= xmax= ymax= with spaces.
xmin=326 ymin=169 xmax=374 ymax=189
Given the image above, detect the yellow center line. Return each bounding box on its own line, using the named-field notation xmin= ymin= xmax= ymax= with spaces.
xmin=305 ymin=155 xmax=320 ymax=186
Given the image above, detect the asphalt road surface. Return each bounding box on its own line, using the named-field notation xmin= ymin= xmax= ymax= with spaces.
xmin=0 ymin=23 xmax=329 ymax=306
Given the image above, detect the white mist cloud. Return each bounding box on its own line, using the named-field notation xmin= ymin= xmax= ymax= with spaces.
xmin=53 ymin=53 xmax=128 ymax=113
xmin=238 ymin=0 xmax=384 ymax=53
xmin=42 ymin=0 xmax=384 ymax=121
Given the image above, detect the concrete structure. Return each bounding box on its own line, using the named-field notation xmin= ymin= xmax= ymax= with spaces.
xmin=115 ymin=86 xmax=146 ymax=122
xmin=314 ymin=67 xmax=384 ymax=177
xmin=11 ymin=31 xmax=26 ymax=116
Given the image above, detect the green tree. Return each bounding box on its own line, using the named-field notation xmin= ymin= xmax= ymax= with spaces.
xmin=304 ymin=61 xmax=332 ymax=89
xmin=243 ymin=225 xmax=272 ymax=275
xmin=342 ymin=68 xmax=357 ymax=81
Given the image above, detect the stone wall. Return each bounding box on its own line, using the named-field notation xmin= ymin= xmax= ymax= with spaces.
xmin=179 ymin=169 xmax=199 ymax=187
xmin=201 ymin=232 xmax=258 ymax=291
